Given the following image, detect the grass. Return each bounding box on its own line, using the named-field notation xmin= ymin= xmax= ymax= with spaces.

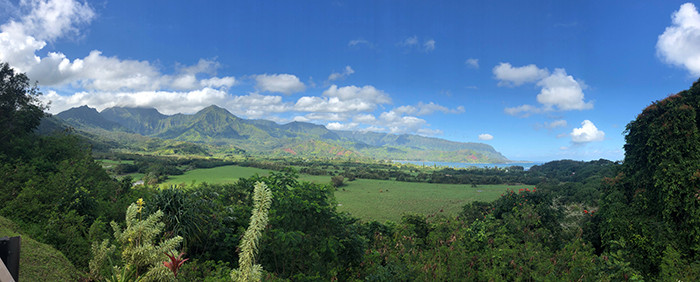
xmin=334 ymin=179 xmax=527 ymax=222
xmin=0 ymin=216 xmax=79 ymax=281
xmin=161 ymin=165 xmax=332 ymax=186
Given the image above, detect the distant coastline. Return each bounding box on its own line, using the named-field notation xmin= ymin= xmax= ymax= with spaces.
xmin=393 ymin=160 xmax=543 ymax=170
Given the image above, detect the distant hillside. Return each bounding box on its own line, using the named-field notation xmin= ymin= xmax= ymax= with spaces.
xmin=56 ymin=105 xmax=129 ymax=131
xmin=334 ymin=130 xmax=508 ymax=162
xmin=101 ymin=106 xmax=167 ymax=135
xmin=54 ymin=105 xmax=510 ymax=163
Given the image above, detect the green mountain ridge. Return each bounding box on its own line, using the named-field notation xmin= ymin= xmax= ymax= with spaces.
xmin=53 ymin=105 xmax=510 ymax=162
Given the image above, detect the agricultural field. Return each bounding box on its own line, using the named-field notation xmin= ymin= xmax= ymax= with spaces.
xmin=335 ymin=179 xmax=527 ymax=222
xmin=158 ymin=164 xmax=523 ymax=222
xmin=160 ymin=164 xmax=331 ymax=186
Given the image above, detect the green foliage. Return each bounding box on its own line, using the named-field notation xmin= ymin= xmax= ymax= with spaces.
xmin=0 ymin=131 xmax=142 ymax=270
xmin=330 ymin=175 xmax=344 ymax=187
xmin=0 ymin=215 xmax=80 ymax=281
xmin=0 ymin=62 xmax=46 ymax=157
xmin=599 ymin=79 xmax=700 ymax=277
xmin=231 ymin=182 xmax=272 ymax=282
xmin=91 ymin=201 xmax=184 ymax=281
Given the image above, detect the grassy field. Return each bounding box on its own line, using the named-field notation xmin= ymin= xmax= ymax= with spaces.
xmin=161 ymin=165 xmax=331 ymax=186
xmin=159 ymin=165 xmax=525 ymax=222
xmin=335 ymin=179 xmax=527 ymax=222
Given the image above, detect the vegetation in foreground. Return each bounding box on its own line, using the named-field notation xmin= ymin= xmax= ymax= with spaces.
xmin=1 ymin=62 xmax=699 ymax=280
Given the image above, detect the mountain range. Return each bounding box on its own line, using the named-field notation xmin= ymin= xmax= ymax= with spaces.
xmin=52 ymin=105 xmax=509 ymax=163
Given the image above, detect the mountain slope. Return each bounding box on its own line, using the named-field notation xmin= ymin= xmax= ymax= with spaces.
xmin=101 ymin=106 xmax=167 ymax=135
xmin=56 ymin=105 xmax=129 ymax=132
xmin=54 ymin=105 xmax=510 ymax=162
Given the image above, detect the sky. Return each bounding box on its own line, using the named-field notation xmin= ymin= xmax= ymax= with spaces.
xmin=1 ymin=0 xmax=700 ymax=162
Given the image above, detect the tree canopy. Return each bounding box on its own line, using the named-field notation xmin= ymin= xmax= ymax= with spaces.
xmin=0 ymin=62 xmax=45 ymax=156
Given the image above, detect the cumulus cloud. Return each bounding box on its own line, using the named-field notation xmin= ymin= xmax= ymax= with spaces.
xmin=294 ymin=84 xmax=391 ymax=113
xmin=378 ymin=110 xmax=429 ymax=134
xmin=497 ymin=63 xmax=592 ymax=116
xmin=254 ymin=73 xmax=305 ymax=94
xmin=536 ymin=69 xmax=592 ymax=111
xmin=478 ymin=133 xmax=494 ymax=141
xmin=465 ymin=58 xmax=479 ymax=69
xmin=2 ymin=0 xmax=95 ymax=42
xmin=42 ymin=87 xmax=230 ymax=115
xmin=571 ymin=120 xmax=605 ymax=143
xmin=493 ymin=63 xmax=549 ymax=86
xmin=327 ymin=65 xmax=354 ymax=81
xmin=657 ymin=3 xmax=700 ymax=76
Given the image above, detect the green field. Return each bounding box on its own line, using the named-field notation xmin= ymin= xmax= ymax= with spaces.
xmin=161 ymin=165 xmax=331 ymax=186
xmin=335 ymin=179 xmax=525 ymax=222
xmin=159 ymin=164 xmax=523 ymax=222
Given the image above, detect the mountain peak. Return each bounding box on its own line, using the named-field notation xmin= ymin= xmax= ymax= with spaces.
xmin=197 ymin=105 xmax=236 ymax=117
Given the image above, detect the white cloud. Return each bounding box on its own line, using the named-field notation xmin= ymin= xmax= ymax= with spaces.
xmin=255 ymin=73 xmax=305 ymax=94
xmin=348 ymin=38 xmax=372 ymax=47
xmin=326 ymin=122 xmax=359 ymax=131
xmin=42 ymin=87 xmax=230 ymax=115
xmin=571 ymin=120 xmax=605 ymax=143
xmin=504 ymin=104 xmax=541 ymax=117
xmin=536 ymin=68 xmax=592 ymax=111
xmin=478 ymin=133 xmax=494 ymax=141
xmin=545 ymin=119 xmax=568 ymax=129
xmin=353 ymin=113 xmax=377 ymax=123
xmin=493 ymin=62 xmax=549 ymax=86
xmin=498 ymin=63 xmax=592 ymax=116
xmin=399 ymin=36 xmax=435 ymax=53
xmin=294 ymin=84 xmax=391 ymax=113
xmin=2 ymin=0 xmax=95 ymax=42
xmin=327 ymin=65 xmax=354 ymax=81
xmin=657 ymin=3 xmax=700 ymax=76
xmin=201 ymin=76 xmax=236 ymax=88
xmin=423 ymin=39 xmax=435 ymax=52
xmin=377 ymin=110 xmax=433 ymax=134
xmin=226 ymin=93 xmax=290 ymax=119
xmin=394 ymin=102 xmax=464 ymax=115
xmin=465 ymin=58 xmax=479 ymax=69
xmin=401 ymin=35 xmax=419 ymax=47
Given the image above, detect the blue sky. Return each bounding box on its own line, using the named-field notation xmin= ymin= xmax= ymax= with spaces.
xmin=1 ymin=0 xmax=699 ymax=162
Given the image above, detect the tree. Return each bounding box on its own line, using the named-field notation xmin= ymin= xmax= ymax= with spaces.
xmin=331 ymin=175 xmax=344 ymax=187
xmin=0 ymin=62 xmax=46 ymax=155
